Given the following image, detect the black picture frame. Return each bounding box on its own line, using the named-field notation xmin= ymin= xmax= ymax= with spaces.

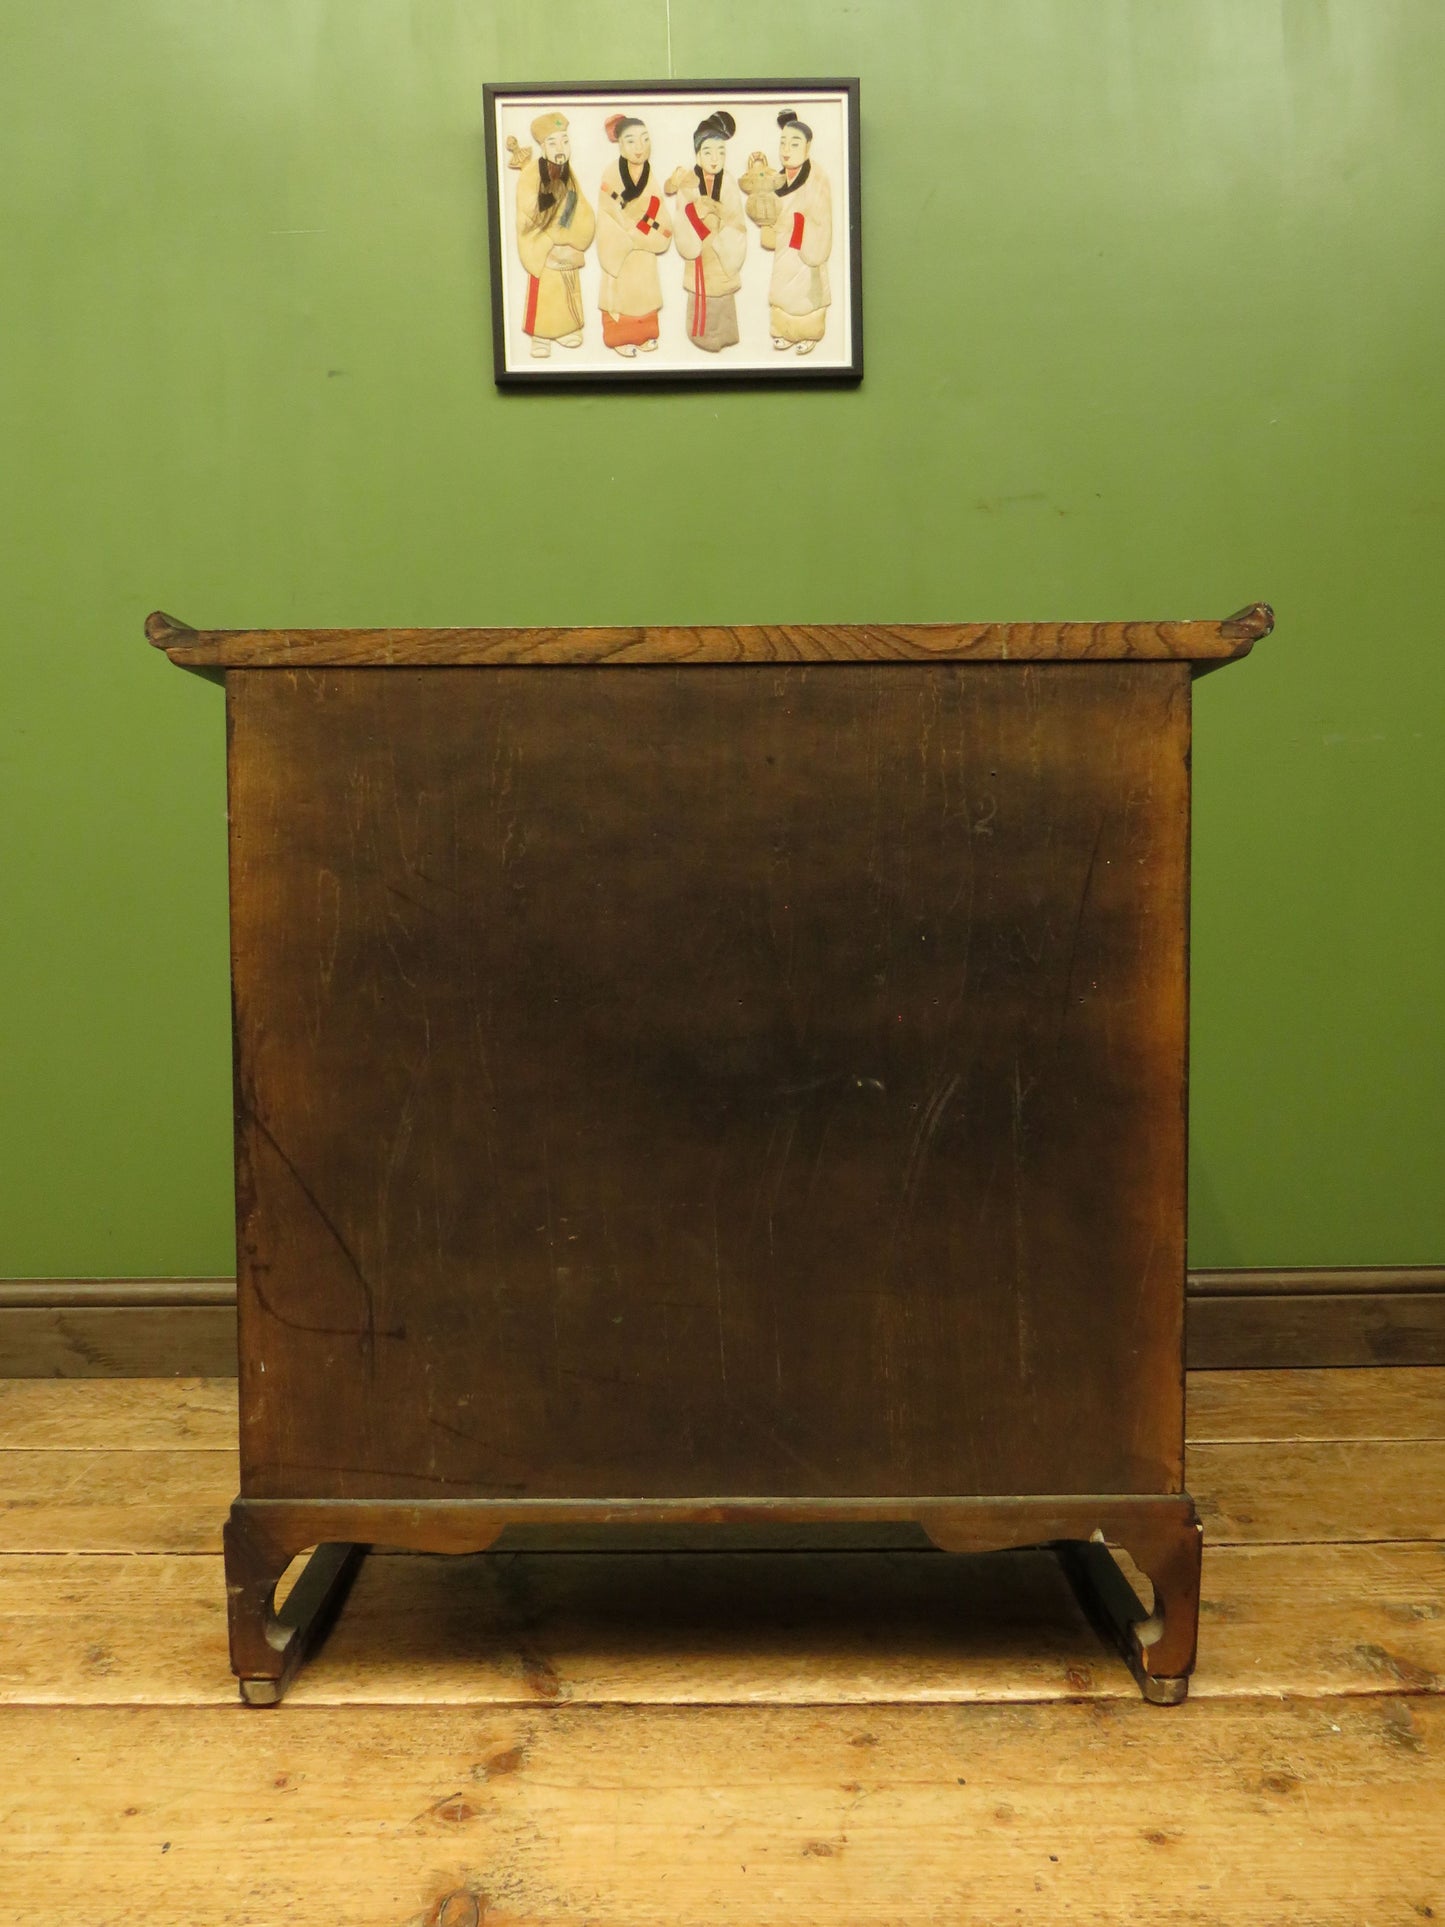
xmin=482 ymin=79 xmax=862 ymax=386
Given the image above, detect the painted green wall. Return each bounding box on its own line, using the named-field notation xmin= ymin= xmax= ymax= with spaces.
xmin=2 ymin=1 xmax=1441 ymax=1276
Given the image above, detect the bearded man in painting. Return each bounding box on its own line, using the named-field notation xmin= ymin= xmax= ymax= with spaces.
xmin=515 ymin=111 xmax=596 ymax=358
xmin=761 ymin=108 xmax=831 ymax=355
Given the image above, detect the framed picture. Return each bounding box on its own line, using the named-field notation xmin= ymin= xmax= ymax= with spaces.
xmin=483 ymin=80 xmax=862 ymax=385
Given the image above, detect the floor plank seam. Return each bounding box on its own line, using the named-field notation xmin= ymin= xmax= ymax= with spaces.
xmin=3 ymin=1684 xmax=1438 ymax=1714
xmin=1187 ymin=1435 xmax=1445 ymax=1445
xmin=1204 ymin=1535 xmax=1445 ymax=1549
xmin=4 ymin=1537 xmax=1442 ymax=1554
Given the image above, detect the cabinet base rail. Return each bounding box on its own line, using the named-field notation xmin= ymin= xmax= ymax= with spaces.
xmin=223 ymin=1491 xmax=1202 ymax=1708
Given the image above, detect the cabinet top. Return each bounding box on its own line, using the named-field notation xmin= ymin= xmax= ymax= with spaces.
xmin=146 ymin=605 xmax=1272 ymax=672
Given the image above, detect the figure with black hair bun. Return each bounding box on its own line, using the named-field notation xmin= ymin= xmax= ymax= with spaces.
xmin=596 ymin=112 xmax=672 ymax=356
xmin=666 ymin=108 xmax=747 ymax=353
xmin=753 ymin=106 xmax=832 ymax=355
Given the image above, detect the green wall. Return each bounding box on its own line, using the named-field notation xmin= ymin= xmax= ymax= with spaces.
xmin=2 ymin=1 xmax=1441 ymax=1276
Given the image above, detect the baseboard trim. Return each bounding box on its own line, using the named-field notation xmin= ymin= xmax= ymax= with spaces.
xmin=0 ymin=1278 xmax=236 ymax=1310
xmin=1 ymin=1269 xmax=1442 ymax=1377
xmin=1189 ymin=1266 xmax=1445 ymax=1299
xmin=1185 ymin=1266 xmax=1445 ymax=1369
xmin=0 ymin=1279 xmax=239 ymax=1378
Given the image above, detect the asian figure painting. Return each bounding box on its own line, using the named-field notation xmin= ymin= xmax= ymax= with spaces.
xmin=483 ymin=81 xmax=862 ymax=383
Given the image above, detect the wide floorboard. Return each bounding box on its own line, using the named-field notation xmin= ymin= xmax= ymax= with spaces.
xmin=0 ymin=1368 xmax=1440 ymax=1923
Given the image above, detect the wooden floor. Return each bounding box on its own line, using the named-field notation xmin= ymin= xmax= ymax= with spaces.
xmin=0 ymin=1370 xmax=1441 ymax=1923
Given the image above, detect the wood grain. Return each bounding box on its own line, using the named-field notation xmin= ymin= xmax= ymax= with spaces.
xmin=7 ymin=1273 xmax=1441 ymax=1376
xmin=1 ymin=1541 xmax=1440 ymax=1707
xmin=5 ymin=1367 xmax=1438 ymax=1454
xmin=146 ymin=604 xmax=1273 ymax=670
xmin=0 ymin=1697 xmax=1437 ymax=1926
xmin=1188 ymin=1288 xmax=1445 ymax=1367
xmin=0 ymin=1280 xmax=237 ymax=1379
xmin=151 ymin=610 xmax=1277 ymax=1696
xmin=4 ymin=1437 xmax=1441 ymax=1553
xmin=228 ymin=661 xmax=1192 ymax=1507
xmin=0 ymin=1376 xmax=237 ymax=1450
xmin=0 ymin=1281 xmax=237 ymax=1309
xmin=0 ymin=1304 xmax=237 ymax=1378
xmin=3 ymin=1370 xmax=1438 ymax=1921
xmin=0 ymin=1451 xmax=234 ymax=1552
xmin=1186 ymin=1367 xmax=1445 ymax=1442
xmin=1192 ymin=1268 xmax=1445 ymax=1298
xmin=1188 ymin=1439 xmax=1445 ymax=1544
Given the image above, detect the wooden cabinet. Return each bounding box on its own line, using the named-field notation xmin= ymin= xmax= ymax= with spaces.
xmin=149 ymin=606 xmax=1270 ymax=1704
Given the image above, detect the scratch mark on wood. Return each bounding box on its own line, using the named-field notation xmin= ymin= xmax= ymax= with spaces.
xmin=245 ymin=1109 xmax=398 ymax=1367
xmin=713 ymin=1202 xmax=728 ymax=1391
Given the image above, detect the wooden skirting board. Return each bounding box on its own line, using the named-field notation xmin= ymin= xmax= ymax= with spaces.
xmin=1188 ymin=1266 xmax=1445 ymax=1369
xmin=0 ymin=1279 xmax=238 ymax=1379
xmin=0 ymin=1268 xmax=1441 ymax=1376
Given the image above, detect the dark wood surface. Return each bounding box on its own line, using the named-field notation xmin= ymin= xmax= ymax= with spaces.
xmin=8 ymin=1270 xmax=1443 ymax=1376
xmin=146 ymin=605 xmax=1273 ymax=671
xmin=1187 ymin=1274 xmax=1445 ymax=1368
xmin=226 ymin=659 xmax=1190 ymax=1505
xmin=0 ymin=1280 xmax=238 ymax=1378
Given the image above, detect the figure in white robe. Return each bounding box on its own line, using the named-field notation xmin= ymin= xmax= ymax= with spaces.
xmin=596 ymin=113 xmax=672 ymax=356
xmin=759 ymin=108 xmax=832 ymax=354
xmin=670 ymin=110 xmax=747 ymax=354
